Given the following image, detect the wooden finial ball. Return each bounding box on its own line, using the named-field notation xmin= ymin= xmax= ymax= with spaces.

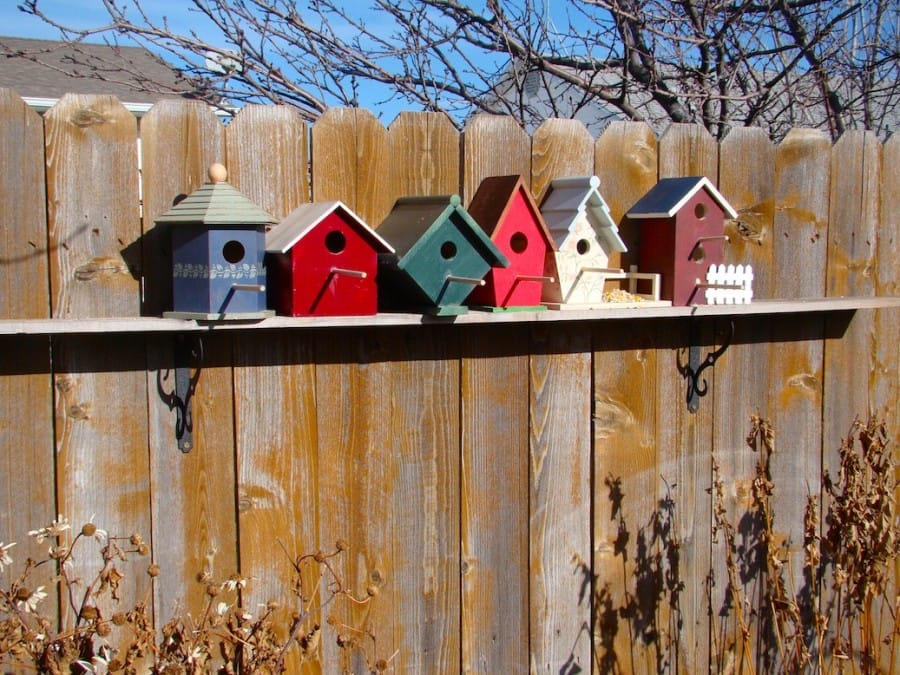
xmin=208 ymin=163 xmax=228 ymax=183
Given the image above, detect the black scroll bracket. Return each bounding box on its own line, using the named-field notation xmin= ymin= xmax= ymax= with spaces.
xmin=676 ymin=319 xmax=734 ymax=413
xmin=157 ymin=335 xmax=203 ymax=452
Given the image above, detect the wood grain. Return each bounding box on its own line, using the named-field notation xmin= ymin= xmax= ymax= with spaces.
xmin=53 ymin=334 xmax=150 ymax=624
xmin=388 ymin=112 xmax=460 ymax=199
xmin=233 ymin=331 xmax=318 ymax=673
xmin=531 ymin=118 xmax=594 ymax=202
xmin=0 ymin=91 xmax=55 ymax=582
xmin=139 ymin=99 xmax=225 ymax=317
xmin=529 ymin=324 xmax=592 ymax=673
xmin=768 ymin=128 xmax=831 ymax=624
xmin=874 ymin=135 xmax=899 ymax=444
xmin=710 ymin=127 xmax=777 ymax=670
xmin=460 ymin=325 xmax=529 ymax=673
xmin=310 ymin=108 xmax=392 ymax=227
xmin=592 ymin=322 xmax=662 ymax=674
xmin=147 ymin=333 xmax=238 ymax=627
xmin=44 ymin=94 xmax=141 ymax=319
xmin=657 ymin=125 xmax=719 ymax=674
xmin=595 ymin=121 xmax=659 ymax=273
xmin=658 ymin=123 xmax=718 ymax=181
xmin=316 ymin=327 xmax=460 ymax=673
xmin=823 ymin=131 xmax=880 ymax=445
xmin=225 ymin=104 xmax=309 ymax=219
xmin=461 ymin=114 xmax=530 ymax=203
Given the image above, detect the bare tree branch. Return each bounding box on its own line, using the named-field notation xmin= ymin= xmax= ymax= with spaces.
xmin=4 ymin=0 xmax=896 ymax=140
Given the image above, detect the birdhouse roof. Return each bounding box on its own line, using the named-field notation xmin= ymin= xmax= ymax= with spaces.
xmin=539 ymin=175 xmax=626 ymax=253
xmin=626 ymin=176 xmax=738 ymax=219
xmin=377 ymin=194 xmax=508 ymax=266
xmin=467 ymin=175 xmax=555 ymax=249
xmin=155 ymin=175 xmax=276 ymax=227
xmin=265 ymin=200 xmax=394 ymax=254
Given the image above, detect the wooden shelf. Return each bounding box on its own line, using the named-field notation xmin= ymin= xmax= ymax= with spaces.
xmin=0 ymin=297 xmax=897 ymax=336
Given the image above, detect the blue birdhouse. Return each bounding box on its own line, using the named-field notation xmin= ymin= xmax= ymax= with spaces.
xmin=158 ymin=164 xmax=276 ymax=320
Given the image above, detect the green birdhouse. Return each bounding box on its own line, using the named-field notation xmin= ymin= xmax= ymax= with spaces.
xmin=376 ymin=195 xmax=509 ymax=315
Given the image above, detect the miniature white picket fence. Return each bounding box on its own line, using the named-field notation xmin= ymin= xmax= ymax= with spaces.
xmin=701 ymin=263 xmax=754 ymax=304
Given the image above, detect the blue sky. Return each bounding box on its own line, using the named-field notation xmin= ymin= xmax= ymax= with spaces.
xmin=0 ymin=0 xmax=414 ymax=123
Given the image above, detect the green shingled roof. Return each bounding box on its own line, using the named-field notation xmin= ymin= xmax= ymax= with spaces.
xmin=155 ymin=171 xmax=276 ymax=226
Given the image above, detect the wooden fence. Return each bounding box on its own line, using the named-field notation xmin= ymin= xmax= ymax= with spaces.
xmin=0 ymin=89 xmax=898 ymax=673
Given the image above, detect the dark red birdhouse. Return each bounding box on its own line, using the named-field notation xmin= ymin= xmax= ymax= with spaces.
xmin=265 ymin=201 xmax=394 ymax=317
xmin=627 ymin=176 xmax=737 ymax=306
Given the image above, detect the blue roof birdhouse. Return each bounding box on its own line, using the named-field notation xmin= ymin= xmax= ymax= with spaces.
xmin=376 ymin=195 xmax=509 ymax=315
xmin=158 ymin=164 xmax=276 ymax=320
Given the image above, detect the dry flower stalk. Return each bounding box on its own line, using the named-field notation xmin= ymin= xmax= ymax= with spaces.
xmin=0 ymin=521 xmax=390 ymax=674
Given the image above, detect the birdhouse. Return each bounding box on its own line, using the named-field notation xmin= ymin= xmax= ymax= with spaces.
xmin=265 ymin=200 xmax=394 ymax=317
xmin=626 ymin=176 xmax=737 ymax=306
xmin=465 ymin=175 xmax=556 ymax=311
xmin=376 ymin=195 xmax=509 ymax=315
xmin=158 ymin=164 xmax=276 ymax=319
xmin=538 ymin=176 xmax=628 ymax=308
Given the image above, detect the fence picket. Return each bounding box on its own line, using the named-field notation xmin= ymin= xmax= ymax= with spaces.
xmin=0 ymin=91 xmax=896 ymax=672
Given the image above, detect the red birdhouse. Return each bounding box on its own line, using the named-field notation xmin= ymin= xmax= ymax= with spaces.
xmin=627 ymin=176 xmax=737 ymax=306
xmin=465 ymin=175 xmax=556 ymax=310
xmin=265 ymin=201 xmax=394 ymax=317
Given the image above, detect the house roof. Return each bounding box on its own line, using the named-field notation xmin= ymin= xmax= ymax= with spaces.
xmin=377 ymin=194 xmax=508 ymax=267
xmin=466 ymin=175 xmax=555 ymax=250
xmin=265 ymin=200 xmax=394 ymax=255
xmin=539 ymin=175 xmax=627 ymax=253
xmin=0 ymin=36 xmax=210 ymax=111
xmin=156 ymin=164 xmax=276 ymax=226
xmin=626 ymin=176 xmax=738 ymax=219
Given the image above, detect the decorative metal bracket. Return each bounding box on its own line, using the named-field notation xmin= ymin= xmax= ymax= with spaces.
xmin=157 ymin=335 xmax=203 ymax=452
xmin=676 ymin=320 xmax=733 ymax=413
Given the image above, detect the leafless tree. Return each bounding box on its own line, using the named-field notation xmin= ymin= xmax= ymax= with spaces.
xmin=10 ymin=0 xmax=899 ymax=140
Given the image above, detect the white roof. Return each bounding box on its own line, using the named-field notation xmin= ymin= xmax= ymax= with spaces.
xmin=265 ymin=200 xmax=394 ymax=254
xmin=540 ymin=175 xmax=627 ymax=252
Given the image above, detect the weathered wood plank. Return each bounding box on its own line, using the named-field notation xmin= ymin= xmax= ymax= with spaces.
xmin=460 ymin=325 xmax=529 ymax=673
xmin=0 ymin=337 xmax=55 ymax=596
xmin=874 ymin=135 xmax=899 ymax=443
xmin=139 ymin=100 xmax=229 ymax=633
xmin=388 ymin=112 xmax=460 ymax=199
xmin=139 ymin=99 xmax=225 ymax=317
xmin=310 ymin=108 xmax=392 ymax=227
xmin=531 ymin=118 xmax=594 ymax=202
xmin=529 ymin=324 xmax=592 ymax=672
xmin=316 ymin=327 xmax=459 ymax=673
xmin=233 ymin=331 xmax=318 ymax=672
xmin=225 ymin=104 xmax=309 ymax=219
xmin=657 ymin=125 xmax=719 ymax=674
xmin=592 ymin=322 xmax=662 ymax=675
xmin=0 ymin=88 xmax=49 ymax=319
xmin=719 ymin=127 xmax=776 ymax=298
xmin=595 ymin=121 xmax=659 ymax=273
xmin=53 ymin=335 xmax=150 ymax=625
xmin=461 ymin=114 xmax=530 ymax=203
xmin=44 ymin=94 xmax=141 ymax=318
xmin=0 ymin=91 xmax=55 ymax=586
xmin=658 ymin=123 xmax=718 ymax=181
xmin=823 ymin=131 xmax=880 ymax=447
xmin=710 ymin=127 xmax=777 ymax=671
xmin=147 ymin=333 xmax=238 ymax=628
xmin=768 ymin=129 xmax=831 ymax=653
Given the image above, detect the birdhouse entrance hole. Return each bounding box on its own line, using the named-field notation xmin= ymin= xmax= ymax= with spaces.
xmin=223 ymin=240 xmax=246 ymax=264
xmin=510 ymin=232 xmax=528 ymax=254
xmin=695 ymin=202 xmax=707 ymax=219
xmin=440 ymin=241 xmax=457 ymax=260
xmin=576 ymin=239 xmax=591 ymax=255
xmin=325 ymin=230 xmax=347 ymax=254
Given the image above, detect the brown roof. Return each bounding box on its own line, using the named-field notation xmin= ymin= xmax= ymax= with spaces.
xmin=0 ymin=36 xmax=208 ymax=105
